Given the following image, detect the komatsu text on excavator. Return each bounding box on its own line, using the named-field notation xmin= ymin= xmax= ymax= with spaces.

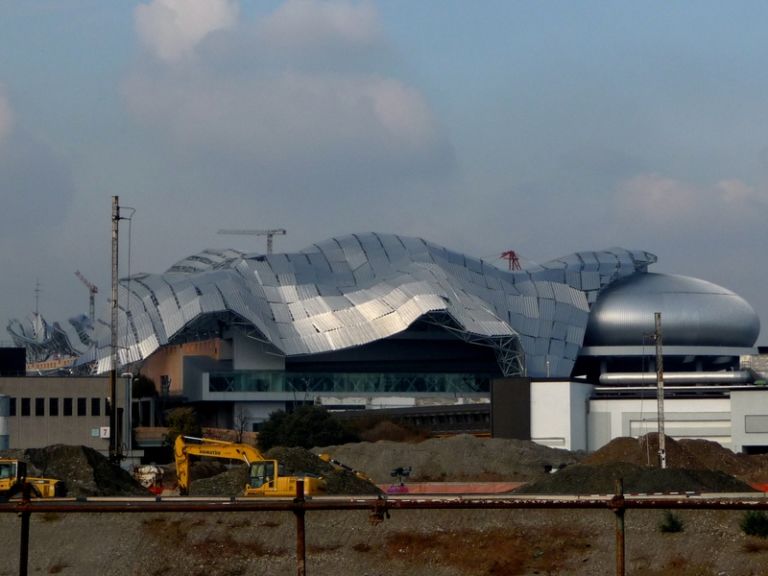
xmin=173 ymin=436 xmax=326 ymax=497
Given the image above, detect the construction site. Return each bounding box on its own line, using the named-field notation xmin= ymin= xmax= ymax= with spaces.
xmin=2 ymin=432 xmax=768 ymax=575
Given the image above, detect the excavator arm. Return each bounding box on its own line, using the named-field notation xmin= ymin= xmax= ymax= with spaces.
xmin=173 ymin=436 xmax=326 ymax=497
xmin=174 ymin=435 xmax=268 ymax=495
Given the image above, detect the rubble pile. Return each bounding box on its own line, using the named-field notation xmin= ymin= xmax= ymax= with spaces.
xmin=584 ymin=434 xmax=768 ymax=483
xmin=313 ymin=434 xmax=583 ymax=484
xmin=518 ymin=434 xmax=763 ymax=495
xmin=269 ymin=446 xmax=381 ymax=495
xmin=515 ymin=461 xmax=756 ymax=495
xmin=4 ymin=433 xmax=766 ymax=498
xmin=0 ymin=445 xmax=148 ymax=497
xmin=189 ymin=466 xmax=248 ymax=496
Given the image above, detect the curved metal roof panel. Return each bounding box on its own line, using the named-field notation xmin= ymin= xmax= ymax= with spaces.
xmin=80 ymin=233 xmax=657 ymax=377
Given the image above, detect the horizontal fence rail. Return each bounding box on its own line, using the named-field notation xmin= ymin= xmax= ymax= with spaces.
xmin=3 ymin=481 xmax=768 ymax=576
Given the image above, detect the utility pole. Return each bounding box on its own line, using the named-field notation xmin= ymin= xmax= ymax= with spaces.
xmin=110 ymin=196 xmax=120 ymax=463
xmin=654 ymin=312 xmax=667 ymax=469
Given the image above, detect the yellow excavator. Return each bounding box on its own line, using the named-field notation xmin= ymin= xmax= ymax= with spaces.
xmin=173 ymin=436 xmax=326 ymax=497
xmin=0 ymin=458 xmax=65 ymax=499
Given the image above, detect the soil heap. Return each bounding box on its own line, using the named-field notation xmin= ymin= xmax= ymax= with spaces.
xmin=583 ymin=434 xmax=768 ymax=483
xmin=313 ymin=433 xmax=583 ymax=484
xmin=0 ymin=445 xmax=148 ymax=497
xmin=517 ymin=434 xmax=763 ymax=494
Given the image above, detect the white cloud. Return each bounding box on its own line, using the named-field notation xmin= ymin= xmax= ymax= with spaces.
xmin=0 ymin=86 xmax=13 ymax=142
xmin=716 ymin=179 xmax=767 ymax=206
xmin=614 ymin=173 xmax=699 ymax=225
xmin=261 ymin=0 xmax=381 ymax=50
xmin=134 ymin=0 xmax=239 ymax=62
xmin=124 ymin=0 xmax=448 ymax=186
xmin=610 ymin=173 xmax=768 ymax=239
xmin=123 ymin=69 xmax=443 ymax=167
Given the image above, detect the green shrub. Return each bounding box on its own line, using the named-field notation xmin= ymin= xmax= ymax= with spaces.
xmin=164 ymin=407 xmax=203 ymax=447
xmin=258 ymin=405 xmax=358 ymax=450
xmin=741 ymin=510 xmax=768 ymax=538
xmin=659 ymin=510 xmax=684 ymax=533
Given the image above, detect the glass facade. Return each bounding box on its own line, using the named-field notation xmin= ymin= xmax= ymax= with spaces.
xmin=209 ymin=371 xmax=491 ymax=395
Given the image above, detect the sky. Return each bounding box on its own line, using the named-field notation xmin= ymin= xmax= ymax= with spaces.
xmin=0 ymin=0 xmax=766 ymax=347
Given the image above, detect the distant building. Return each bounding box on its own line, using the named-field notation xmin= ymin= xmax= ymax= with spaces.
xmin=4 ymin=233 xmax=763 ymax=454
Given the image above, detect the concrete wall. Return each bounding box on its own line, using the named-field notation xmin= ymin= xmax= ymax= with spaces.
xmin=141 ymin=339 xmax=231 ymax=396
xmin=0 ymin=377 xmax=111 ymax=451
xmin=231 ymin=332 xmax=285 ymax=371
xmin=587 ymin=396 xmax=732 ymax=451
xmin=0 ymin=395 xmax=8 ymax=450
xmin=530 ymin=381 xmax=593 ymax=451
xmin=730 ymin=388 xmax=768 ymax=452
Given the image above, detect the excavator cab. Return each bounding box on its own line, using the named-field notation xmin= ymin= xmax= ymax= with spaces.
xmin=0 ymin=461 xmax=14 ymax=480
xmin=249 ymin=461 xmax=275 ymax=489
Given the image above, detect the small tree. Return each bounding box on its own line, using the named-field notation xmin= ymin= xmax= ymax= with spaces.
xmin=258 ymin=405 xmax=358 ymax=451
xmin=234 ymin=406 xmax=249 ymax=444
xmin=164 ymin=407 xmax=203 ymax=447
xmin=132 ymin=374 xmax=158 ymax=398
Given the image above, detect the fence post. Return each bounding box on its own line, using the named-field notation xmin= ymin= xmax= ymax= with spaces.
xmin=294 ymin=480 xmax=306 ymax=576
xmin=612 ymin=478 xmax=625 ymax=576
xmin=19 ymin=482 xmax=31 ymax=576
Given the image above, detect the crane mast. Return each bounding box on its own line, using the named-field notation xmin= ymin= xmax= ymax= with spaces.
xmin=218 ymin=228 xmax=286 ymax=254
xmin=75 ymin=270 xmax=98 ymax=323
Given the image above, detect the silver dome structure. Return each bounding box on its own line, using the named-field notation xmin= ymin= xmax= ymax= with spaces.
xmin=585 ymin=273 xmax=760 ymax=348
xmin=578 ymin=272 xmax=760 ymax=380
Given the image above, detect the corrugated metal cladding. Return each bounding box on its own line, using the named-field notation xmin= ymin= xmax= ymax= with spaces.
xmin=78 ymin=233 xmax=656 ymax=377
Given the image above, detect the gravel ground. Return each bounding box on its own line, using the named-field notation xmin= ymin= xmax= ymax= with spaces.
xmin=1 ymin=506 xmax=768 ymax=575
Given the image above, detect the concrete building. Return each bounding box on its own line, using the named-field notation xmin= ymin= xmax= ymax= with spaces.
xmin=528 ymin=381 xmax=768 ymax=454
xmin=0 ymin=376 xmax=111 ymax=450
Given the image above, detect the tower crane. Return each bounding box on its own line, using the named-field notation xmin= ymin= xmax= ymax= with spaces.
xmin=75 ymin=270 xmax=98 ymax=323
xmin=217 ymin=228 xmax=286 ymax=255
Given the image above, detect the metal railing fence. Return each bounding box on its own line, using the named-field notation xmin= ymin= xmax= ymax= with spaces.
xmin=2 ymin=480 xmax=768 ymax=576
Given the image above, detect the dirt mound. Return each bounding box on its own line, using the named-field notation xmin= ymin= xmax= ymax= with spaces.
xmin=582 ymin=434 xmax=701 ymax=469
xmin=190 ymin=466 xmax=248 ymax=496
xmin=267 ymin=446 xmax=380 ymax=495
xmin=314 ymin=434 xmax=583 ymax=484
xmin=1 ymin=445 xmax=148 ymax=497
xmin=678 ymin=438 xmax=768 ymax=482
xmin=515 ymin=461 xmax=757 ymax=495
xmin=584 ymin=433 xmax=768 ymax=483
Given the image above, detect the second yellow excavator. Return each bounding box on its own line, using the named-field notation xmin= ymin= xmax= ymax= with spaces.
xmin=173 ymin=436 xmax=326 ymax=497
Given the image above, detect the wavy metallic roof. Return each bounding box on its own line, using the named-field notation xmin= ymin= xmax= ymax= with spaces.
xmin=79 ymin=233 xmax=656 ymax=377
